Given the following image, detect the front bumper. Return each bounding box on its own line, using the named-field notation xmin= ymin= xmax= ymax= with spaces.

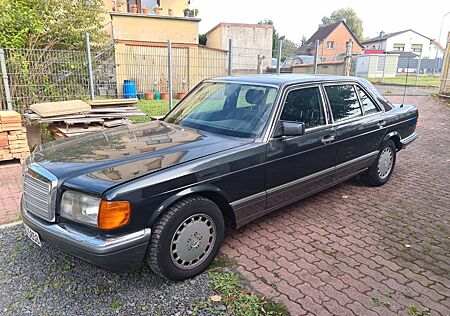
xmin=21 ymin=202 xmax=151 ymax=272
xmin=400 ymin=132 xmax=418 ymax=148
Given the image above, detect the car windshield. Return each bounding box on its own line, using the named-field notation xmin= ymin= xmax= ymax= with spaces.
xmin=165 ymin=82 xmax=278 ymax=138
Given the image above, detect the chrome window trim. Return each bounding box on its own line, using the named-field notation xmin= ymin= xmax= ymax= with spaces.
xmin=262 ymin=79 xmax=388 ymax=142
xmin=354 ymin=83 xmax=384 ymax=114
xmin=266 ymin=83 xmax=331 ymax=140
xmin=204 ymin=79 xmax=280 ymax=89
xmin=322 ymin=83 xmax=364 ymax=124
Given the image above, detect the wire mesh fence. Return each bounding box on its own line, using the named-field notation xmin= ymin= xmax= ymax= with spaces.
xmin=0 ymin=48 xmax=90 ymax=111
xmin=0 ymin=36 xmax=446 ymax=112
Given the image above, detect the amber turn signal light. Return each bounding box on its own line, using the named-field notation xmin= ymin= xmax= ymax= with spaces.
xmin=98 ymin=201 xmax=131 ymax=230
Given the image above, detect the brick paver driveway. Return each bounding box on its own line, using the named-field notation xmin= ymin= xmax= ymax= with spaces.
xmin=221 ymin=96 xmax=450 ymax=315
xmin=0 ymin=163 xmax=22 ymax=224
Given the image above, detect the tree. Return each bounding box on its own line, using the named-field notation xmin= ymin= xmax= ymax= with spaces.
xmin=258 ymin=19 xmax=299 ymax=60
xmin=321 ymin=8 xmax=363 ymax=40
xmin=198 ymin=34 xmax=207 ymax=46
xmin=0 ymin=0 xmax=107 ymax=50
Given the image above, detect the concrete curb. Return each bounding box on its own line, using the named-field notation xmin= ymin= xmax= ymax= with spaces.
xmin=0 ymin=220 xmax=22 ymax=229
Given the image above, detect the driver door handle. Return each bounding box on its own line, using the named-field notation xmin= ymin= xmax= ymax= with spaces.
xmin=377 ymin=120 xmax=387 ymax=128
xmin=321 ymin=135 xmax=335 ymax=144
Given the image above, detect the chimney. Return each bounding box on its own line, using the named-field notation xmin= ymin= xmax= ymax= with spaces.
xmin=379 ymin=31 xmax=385 ymax=37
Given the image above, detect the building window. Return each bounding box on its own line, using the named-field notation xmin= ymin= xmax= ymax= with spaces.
xmin=326 ymin=41 xmax=334 ymax=49
xmin=127 ymin=0 xmax=158 ymax=13
xmin=393 ymin=43 xmax=405 ymax=51
xmin=411 ymin=44 xmax=422 ymax=53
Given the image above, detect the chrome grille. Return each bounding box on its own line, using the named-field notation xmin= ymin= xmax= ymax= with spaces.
xmin=23 ymin=166 xmax=56 ymax=222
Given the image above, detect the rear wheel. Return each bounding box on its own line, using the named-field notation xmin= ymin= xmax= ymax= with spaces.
xmin=365 ymin=139 xmax=396 ymax=186
xmin=146 ymin=196 xmax=224 ymax=281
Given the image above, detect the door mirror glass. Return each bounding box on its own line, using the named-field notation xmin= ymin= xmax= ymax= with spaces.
xmin=274 ymin=121 xmax=305 ymax=138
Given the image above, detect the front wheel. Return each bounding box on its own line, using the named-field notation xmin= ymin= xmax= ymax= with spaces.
xmin=146 ymin=196 xmax=224 ymax=281
xmin=365 ymin=139 xmax=397 ymax=186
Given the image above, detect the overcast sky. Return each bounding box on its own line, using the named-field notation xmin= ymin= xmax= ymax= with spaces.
xmin=194 ymin=0 xmax=450 ymax=45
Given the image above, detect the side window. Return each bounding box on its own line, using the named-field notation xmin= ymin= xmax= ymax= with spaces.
xmin=325 ymin=85 xmax=362 ymax=122
xmin=356 ymin=86 xmax=380 ymax=115
xmin=280 ymin=87 xmax=326 ymax=129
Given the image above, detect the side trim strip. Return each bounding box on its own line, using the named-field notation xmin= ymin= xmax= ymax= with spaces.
xmin=400 ymin=132 xmax=418 ymax=147
xmin=230 ymin=150 xmax=379 ymax=209
xmin=267 ymin=165 xmax=334 ymax=195
xmin=235 ymin=167 xmax=369 ymax=228
xmin=230 ymin=191 xmax=266 ymax=209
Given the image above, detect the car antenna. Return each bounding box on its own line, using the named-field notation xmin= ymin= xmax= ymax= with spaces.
xmin=401 ymin=55 xmax=411 ymax=107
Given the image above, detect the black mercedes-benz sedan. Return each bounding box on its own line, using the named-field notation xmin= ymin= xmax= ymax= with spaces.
xmin=22 ymin=75 xmax=418 ymax=280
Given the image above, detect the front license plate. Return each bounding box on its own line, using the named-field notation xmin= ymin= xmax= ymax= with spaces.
xmin=24 ymin=223 xmax=42 ymax=247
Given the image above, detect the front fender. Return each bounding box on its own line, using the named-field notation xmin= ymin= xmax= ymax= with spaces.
xmin=147 ymin=184 xmax=230 ymax=227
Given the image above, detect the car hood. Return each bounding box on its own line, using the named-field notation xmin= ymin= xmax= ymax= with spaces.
xmin=32 ymin=121 xmax=252 ymax=194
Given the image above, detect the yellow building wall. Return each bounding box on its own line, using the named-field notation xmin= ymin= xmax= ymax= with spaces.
xmin=111 ymin=14 xmax=199 ymax=44
xmin=205 ymin=28 xmax=222 ymax=50
xmin=115 ymin=43 xmax=227 ymax=96
xmin=160 ymin=0 xmax=189 ymax=17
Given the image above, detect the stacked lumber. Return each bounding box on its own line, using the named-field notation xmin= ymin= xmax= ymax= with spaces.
xmin=0 ymin=111 xmax=30 ymax=161
xmin=24 ymin=98 xmax=146 ymax=138
xmin=0 ymin=111 xmax=22 ymax=131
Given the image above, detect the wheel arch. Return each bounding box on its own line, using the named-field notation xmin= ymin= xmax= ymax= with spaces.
xmin=148 ymin=184 xmax=236 ymax=229
xmin=383 ymin=131 xmax=402 ymax=150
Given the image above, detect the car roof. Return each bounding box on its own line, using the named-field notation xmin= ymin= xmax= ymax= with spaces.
xmin=209 ymin=74 xmax=366 ymax=87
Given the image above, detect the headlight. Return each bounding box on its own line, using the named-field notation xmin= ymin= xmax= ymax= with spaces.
xmin=60 ymin=191 xmax=101 ymax=226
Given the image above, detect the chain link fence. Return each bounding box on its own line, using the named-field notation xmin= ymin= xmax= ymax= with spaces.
xmin=0 ymin=36 xmax=446 ymax=112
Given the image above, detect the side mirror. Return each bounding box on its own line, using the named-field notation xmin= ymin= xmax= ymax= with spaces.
xmin=273 ymin=121 xmax=305 ymax=138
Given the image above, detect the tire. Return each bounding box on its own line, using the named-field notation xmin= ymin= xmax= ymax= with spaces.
xmin=146 ymin=196 xmax=225 ymax=281
xmin=365 ymin=139 xmax=397 ymax=187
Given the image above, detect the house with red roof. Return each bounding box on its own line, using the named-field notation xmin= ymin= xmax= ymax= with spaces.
xmin=297 ymin=20 xmax=364 ymax=61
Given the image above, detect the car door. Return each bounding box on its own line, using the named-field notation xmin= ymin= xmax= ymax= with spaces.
xmin=265 ymin=85 xmax=337 ymax=210
xmin=323 ymin=83 xmax=386 ymax=180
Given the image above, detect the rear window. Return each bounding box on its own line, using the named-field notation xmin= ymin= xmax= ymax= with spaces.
xmin=356 ymin=86 xmax=380 ymax=115
xmin=358 ymin=79 xmax=393 ymax=111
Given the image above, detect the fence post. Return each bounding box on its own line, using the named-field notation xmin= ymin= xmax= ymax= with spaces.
xmin=313 ymin=40 xmax=319 ymax=74
xmin=439 ymin=32 xmax=450 ymax=94
xmin=168 ymin=40 xmax=173 ymax=110
xmin=276 ymin=40 xmax=283 ymax=75
xmin=344 ymin=40 xmax=353 ymax=76
xmin=0 ymin=49 xmax=13 ymax=110
xmin=228 ymin=39 xmax=232 ymax=76
xmin=85 ymin=33 xmax=95 ymax=100
xmin=381 ymin=52 xmax=388 ymax=83
xmin=415 ymin=53 xmax=422 ymax=85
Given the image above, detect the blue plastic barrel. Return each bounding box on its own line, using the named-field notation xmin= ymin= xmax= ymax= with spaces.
xmin=123 ymin=80 xmax=137 ymax=98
